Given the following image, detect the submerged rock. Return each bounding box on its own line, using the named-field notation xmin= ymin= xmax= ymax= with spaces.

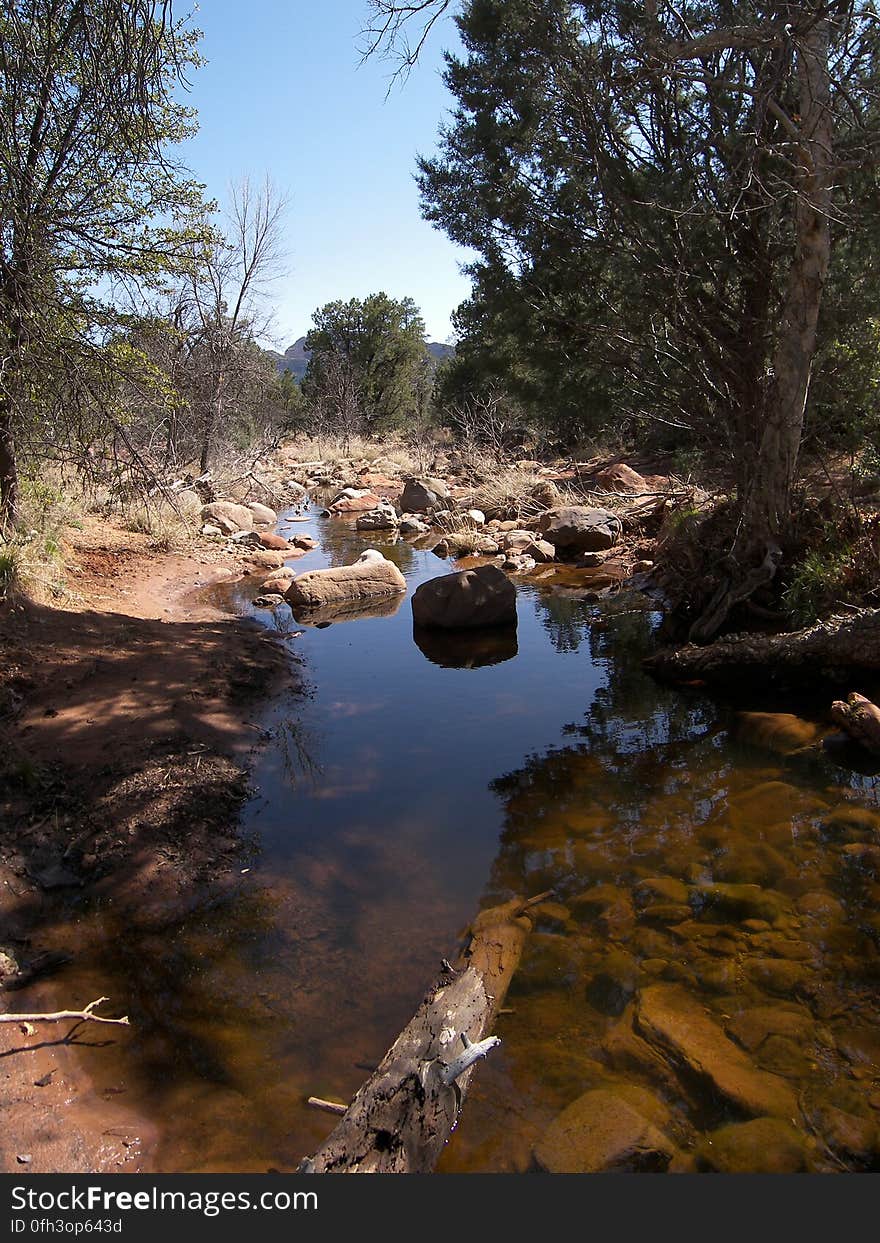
xmin=744 ymin=957 xmax=813 ymax=997
xmin=411 ymin=565 xmax=516 ymax=629
xmin=697 ymin=1118 xmax=809 ymax=1173
xmin=735 ymin=711 xmax=823 ymax=756
xmin=634 ymin=878 xmax=689 ymax=907
xmin=689 ymin=882 xmax=787 ymax=925
xmin=635 ymin=984 xmax=798 ymax=1118
xmin=586 ymin=949 xmax=641 ymax=1016
xmin=534 ymin=1088 xmax=677 ymax=1173
xmin=725 ymin=1004 xmax=814 ymax=1054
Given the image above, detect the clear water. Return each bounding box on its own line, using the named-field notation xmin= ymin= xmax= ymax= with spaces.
xmin=42 ymin=501 xmax=880 ymax=1172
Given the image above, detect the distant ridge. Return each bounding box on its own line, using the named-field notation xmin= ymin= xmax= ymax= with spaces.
xmin=266 ymin=336 xmax=454 ymax=381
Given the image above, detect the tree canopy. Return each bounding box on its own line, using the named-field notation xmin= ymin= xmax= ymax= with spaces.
xmin=303 ymin=292 xmax=431 ymax=434
xmin=0 ymin=0 xmax=205 ymax=526
xmin=405 ymin=0 xmax=880 ymax=633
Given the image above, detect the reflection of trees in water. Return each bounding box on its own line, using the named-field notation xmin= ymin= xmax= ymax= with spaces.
xmin=531 ymin=591 xmax=592 ymax=653
xmin=484 ymin=603 xmax=723 ymax=902
xmin=275 ymin=718 xmax=324 ymax=789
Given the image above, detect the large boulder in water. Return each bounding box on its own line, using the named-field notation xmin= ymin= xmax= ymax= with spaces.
xmin=537 ymin=506 xmax=622 ymax=552
xmin=411 ymin=565 xmax=516 ymax=629
xmin=285 ymin=549 xmax=405 ymax=611
xmin=400 ymin=476 xmax=450 ymax=513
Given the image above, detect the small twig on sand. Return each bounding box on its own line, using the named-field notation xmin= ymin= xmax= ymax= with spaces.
xmin=0 ymin=997 xmax=130 ymax=1027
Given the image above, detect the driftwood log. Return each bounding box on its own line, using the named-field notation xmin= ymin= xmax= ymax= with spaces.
xmin=830 ymin=692 xmax=880 ymax=756
xmin=299 ymin=893 xmax=548 ymax=1174
xmin=646 ymin=608 xmax=880 ymax=685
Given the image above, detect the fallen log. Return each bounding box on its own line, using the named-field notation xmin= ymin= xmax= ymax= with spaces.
xmin=830 ymin=692 xmax=880 ymax=756
xmin=299 ymin=892 xmax=549 ymax=1174
xmin=646 ymin=608 xmax=880 ymax=685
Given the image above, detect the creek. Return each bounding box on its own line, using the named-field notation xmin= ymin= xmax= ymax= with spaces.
xmin=45 ymin=500 xmax=880 ymax=1171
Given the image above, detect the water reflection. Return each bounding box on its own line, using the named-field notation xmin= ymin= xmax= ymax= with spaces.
xmin=413 ymin=624 xmax=518 ymax=669
xmin=56 ymin=495 xmax=880 ymax=1173
xmin=292 ymin=593 xmax=405 ymax=627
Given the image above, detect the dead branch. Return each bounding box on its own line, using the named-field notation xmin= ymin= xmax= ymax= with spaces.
xmin=0 ymin=997 xmax=130 ymax=1027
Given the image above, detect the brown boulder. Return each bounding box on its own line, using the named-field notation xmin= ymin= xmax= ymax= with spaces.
xmin=286 ymin=550 xmax=406 ymax=610
xmin=534 ymin=1088 xmax=676 ymax=1173
xmin=594 ymin=462 xmax=648 ymax=493
xmin=696 ymin=1118 xmax=809 ymax=1173
xmin=200 ymin=500 xmax=254 ymax=533
xmin=635 ymin=984 xmax=798 ymax=1118
xmin=257 ymin=532 xmax=290 ymax=551
xmin=537 ymin=506 xmax=622 ymax=552
xmin=411 ymin=565 xmax=517 ymax=629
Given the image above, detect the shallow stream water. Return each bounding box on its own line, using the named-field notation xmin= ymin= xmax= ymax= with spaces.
xmin=44 ymin=502 xmax=880 ymax=1171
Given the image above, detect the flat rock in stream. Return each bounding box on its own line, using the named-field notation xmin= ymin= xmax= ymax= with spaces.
xmin=286 ymin=550 xmax=406 ymax=610
xmin=635 ymin=984 xmax=798 ymax=1118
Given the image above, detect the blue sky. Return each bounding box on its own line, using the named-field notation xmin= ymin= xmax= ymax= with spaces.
xmin=179 ymin=1 xmax=474 ymax=346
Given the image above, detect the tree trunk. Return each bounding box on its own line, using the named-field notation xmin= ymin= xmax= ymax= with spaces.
xmin=200 ymin=370 xmax=224 ymax=474
xmin=0 ymin=400 xmax=19 ymax=532
xmin=299 ymin=894 xmax=546 ymax=1174
xmin=647 ymin=608 xmax=880 ymax=686
xmin=690 ymin=22 xmax=833 ymax=643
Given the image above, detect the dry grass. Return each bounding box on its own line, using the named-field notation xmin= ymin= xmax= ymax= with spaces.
xmin=466 ymin=463 xmax=571 ymax=522
xmin=121 ymin=492 xmax=201 ymax=552
xmin=283 ymin=429 xmax=448 ymax=480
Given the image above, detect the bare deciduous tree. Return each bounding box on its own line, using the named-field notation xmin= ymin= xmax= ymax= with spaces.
xmin=185 ymin=178 xmax=288 ymax=472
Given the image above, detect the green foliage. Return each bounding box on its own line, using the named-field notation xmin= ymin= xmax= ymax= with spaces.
xmin=0 ymin=542 xmax=18 ymax=599
xmin=416 ymin=0 xmax=880 ymax=486
xmin=783 ymin=546 xmax=854 ymax=627
xmin=0 ymin=1 xmax=209 ymax=524
xmin=303 ymin=293 xmax=431 ymax=433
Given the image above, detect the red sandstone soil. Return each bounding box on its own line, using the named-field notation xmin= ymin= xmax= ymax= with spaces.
xmin=0 ymin=519 xmax=293 ymax=1173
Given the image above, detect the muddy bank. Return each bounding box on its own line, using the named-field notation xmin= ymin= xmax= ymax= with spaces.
xmin=0 ymin=520 xmax=296 ymax=1172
